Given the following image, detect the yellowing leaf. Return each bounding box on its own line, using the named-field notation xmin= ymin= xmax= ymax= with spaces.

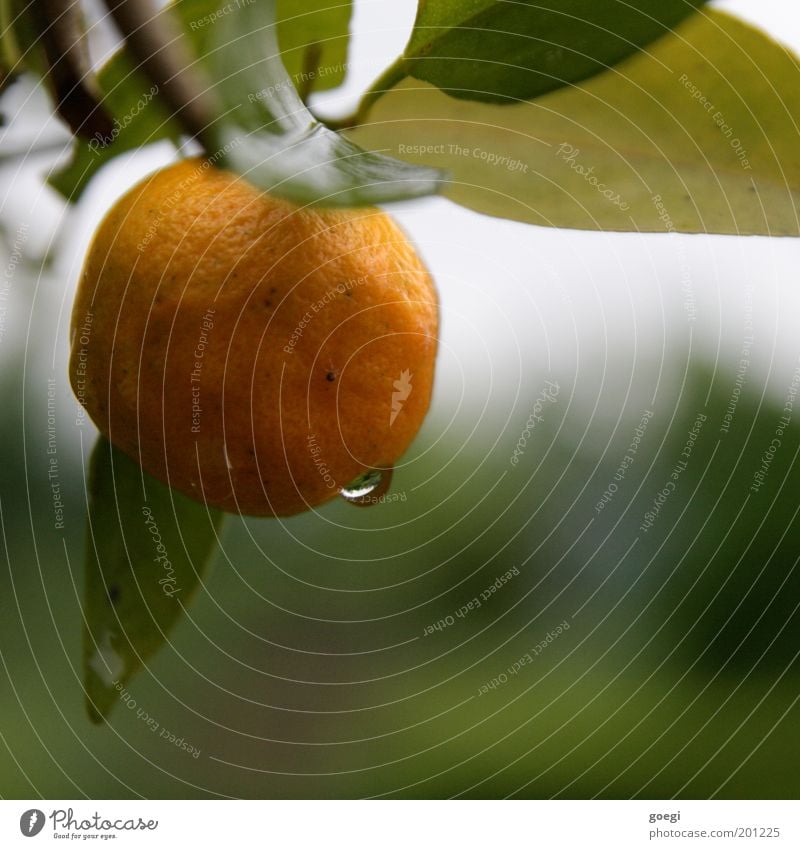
xmin=350 ymin=11 xmax=800 ymax=236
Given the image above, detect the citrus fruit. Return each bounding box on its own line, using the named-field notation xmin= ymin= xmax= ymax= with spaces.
xmin=69 ymin=158 xmax=439 ymax=516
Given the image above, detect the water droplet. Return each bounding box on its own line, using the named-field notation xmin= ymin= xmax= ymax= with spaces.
xmin=340 ymin=467 xmax=394 ymax=507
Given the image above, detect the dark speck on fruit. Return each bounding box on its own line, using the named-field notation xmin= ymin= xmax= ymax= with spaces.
xmin=326 ymin=372 xmax=336 ymax=382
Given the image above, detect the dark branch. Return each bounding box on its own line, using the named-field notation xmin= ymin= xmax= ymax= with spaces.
xmin=101 ymin=0 xmax=216 ymax=148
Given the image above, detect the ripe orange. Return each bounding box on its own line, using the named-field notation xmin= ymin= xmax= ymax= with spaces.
xmin=69 ymin=159 xmax=439 ymax=516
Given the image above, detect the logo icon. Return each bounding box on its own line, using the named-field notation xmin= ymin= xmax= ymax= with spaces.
xmin=390 ymin=370 xmax=413 ymax=426
xmin=19 ymin=809 xmax=45 ymax=837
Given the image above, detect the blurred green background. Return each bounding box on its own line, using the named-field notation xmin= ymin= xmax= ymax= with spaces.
xmin=2 ymin=198 xmax=800 ymax=798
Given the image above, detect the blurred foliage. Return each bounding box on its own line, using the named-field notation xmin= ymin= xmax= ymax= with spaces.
xmin=2 ymin=310 xmax=800 ymax=796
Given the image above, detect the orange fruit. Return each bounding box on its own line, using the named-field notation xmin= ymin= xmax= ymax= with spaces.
xmin=69 ymin=159 xmax=438 ymax=516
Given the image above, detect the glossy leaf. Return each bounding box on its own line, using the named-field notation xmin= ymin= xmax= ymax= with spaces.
xmin=207 ymin=0 xmax=444 ymax=206
xmin=276 ymin=0 xmax=352 ymax=99
xmin=397 ymin=0 xmax=707 ymax=103
xmin=83 ymin=437 xmax=224 ymax=723
xmin=350 ymin=11 xmax=800 ymax=235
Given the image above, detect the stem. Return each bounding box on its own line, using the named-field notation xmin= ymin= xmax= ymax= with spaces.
xmin=33 ymin=0 xmax=114 ymax=139
xmin=296 ymin=42 xmax=322 ymax=103
xmin=101 ymin=0 xmax=217 ymax=149
xmin=325 ymin=55 xmax=407 ymax=131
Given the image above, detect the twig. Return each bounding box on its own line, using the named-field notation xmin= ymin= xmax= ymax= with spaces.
xmin=101 ymin=0 xmax=217 ymax=148
xmin=32 ymin=0 xmax=114 ymax=139
xmin=324 ymin=55 xmax=407 ymax=131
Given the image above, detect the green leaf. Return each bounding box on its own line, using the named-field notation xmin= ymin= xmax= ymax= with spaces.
xmin=350 ymin=10 xmax=800 ymax=236
xmin=396 ymin=0 xmax=707 ymax=104
xmin=207 ymin=0 xmax=444 ymax=206
xmin=50 ymin=0 xmax=441 ymax=206
xmin=276 ymin=0 xmax=352 ymax=99
xmin=83 ymin=437 xmax=224 ymax=723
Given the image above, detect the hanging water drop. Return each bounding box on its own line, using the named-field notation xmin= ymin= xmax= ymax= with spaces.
xmin=340 ymin=466 xmax=394 ymax=507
